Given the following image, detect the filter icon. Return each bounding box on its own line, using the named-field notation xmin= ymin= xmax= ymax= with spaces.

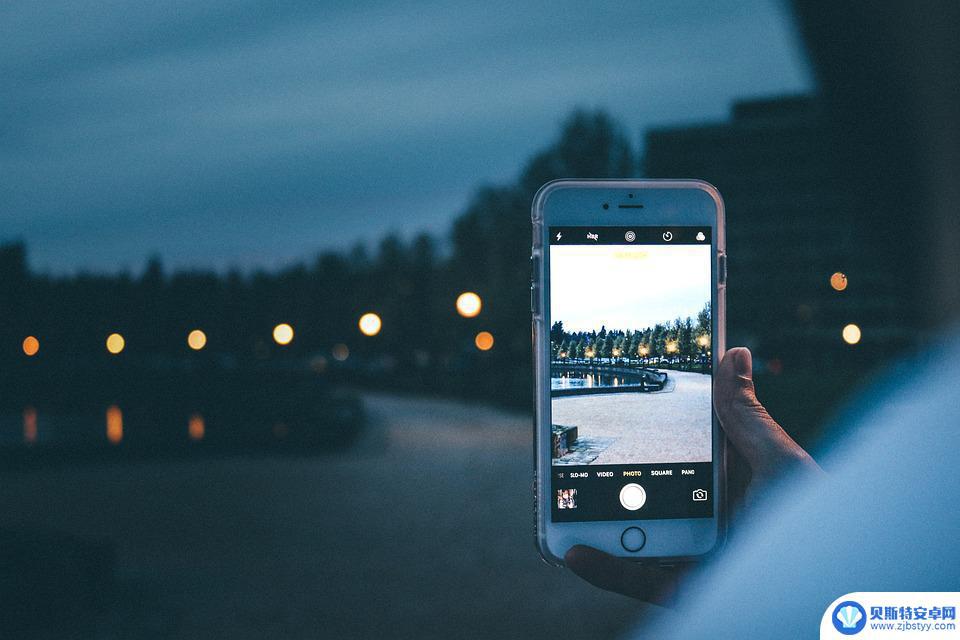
xmin=624 ymin=230 xmax=636 ymax=242
xmin=696 ymin=231 xmax=706 ymax=241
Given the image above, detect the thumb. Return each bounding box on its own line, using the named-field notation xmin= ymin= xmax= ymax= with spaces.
xmin=714 ymin=347 xmax=818 ymax=479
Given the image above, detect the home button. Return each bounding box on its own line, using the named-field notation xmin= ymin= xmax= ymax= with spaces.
xmin=621 ymin=527 xmax=646 ymax=552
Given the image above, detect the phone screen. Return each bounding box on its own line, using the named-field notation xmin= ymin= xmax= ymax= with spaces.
xmin=548 ymin=226 xmax=714 ymax=522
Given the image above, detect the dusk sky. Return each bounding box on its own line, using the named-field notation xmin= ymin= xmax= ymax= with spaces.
xmin=551 ymin=245 xmax=710 ymax=332
xmin=1 ymin=0 xmax=812 ymax=273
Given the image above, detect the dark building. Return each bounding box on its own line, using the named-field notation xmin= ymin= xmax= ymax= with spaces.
xmin=643 ymin=96 xmax=922 ymax=437
xmin=643 ymin=96 xmax=915 ymax=376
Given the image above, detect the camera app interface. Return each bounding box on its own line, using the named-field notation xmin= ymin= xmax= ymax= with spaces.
xmin=549 ymin=226 xmax=713 ymax=522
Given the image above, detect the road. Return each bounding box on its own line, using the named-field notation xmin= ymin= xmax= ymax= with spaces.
xmin=0 ymin=394 xmax=645 ymax=639
xmin=552 ymin=370 xmax=712 ymax=464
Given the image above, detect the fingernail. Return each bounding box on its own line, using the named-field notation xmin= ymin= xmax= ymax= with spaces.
xmin=734 ymin=348 xmax=752 ymax=378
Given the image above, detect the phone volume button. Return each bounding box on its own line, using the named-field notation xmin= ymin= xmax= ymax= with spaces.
xmin=533 ymin=473 xmax=539 ymax=540
xmin=718 ymin=254 xmax=727 ymax=285
xmin=530 ymin=284 xmax=540 ymax=314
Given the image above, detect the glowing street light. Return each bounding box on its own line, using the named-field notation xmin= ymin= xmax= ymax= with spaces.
xmin=456 ymin=292 xmax=482 ymax=318
xmin=359 ymin=313 xmax=382 ymax=337
xmin=665 ymin=341 xmax=678 ymax=354
xmin=696 ymin=334 xmax=710 ymax=348
xmin=106 ymin=333 xmax=125 ymax=354
xmin=273 ymin=323 xmax=294 ymax=345
xmin=22 ymin=335 xmax=40 ymax=356
xmin=475 ymin=331 xmax=494 ymax=351
xmin=638 ymin=346 xmax=649 ymax=357
xmin=187 ymin=329 xmax=207 ymax=351
xmin=842 ymin=323 xmax=861 ymax=345
xmin=830 ymin=272 xmax=848 ymax=291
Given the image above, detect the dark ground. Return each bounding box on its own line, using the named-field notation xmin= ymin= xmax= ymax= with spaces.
xmin=0 ymin=394 xmax=647 ymax=639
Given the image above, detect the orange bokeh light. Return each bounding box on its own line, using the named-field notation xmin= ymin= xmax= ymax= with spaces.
xmin=475 ymin=331 xmax=494 ymax=351
xmin=106 ymin=333 xmax=125 ymax=354
xmin=830 ymin=272 xmax=848 ymax=291
xmin=187 ymin=329 xmax=207 ymax=350
xmin=456 ymin=292 xmax=482 ymax=318
xmin=842 ymin=323 xmax=862 ymax=345
xmin=358 ymin=313 xmax=382 ymax=337
xmin=273 ymin=323 xmax=294 ymax=345
xmin=22 ymin=335 xmax=40 ymax=356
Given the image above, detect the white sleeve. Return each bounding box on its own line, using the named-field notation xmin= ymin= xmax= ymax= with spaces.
xmin=631 ymin=336 xmax=960 ymax=639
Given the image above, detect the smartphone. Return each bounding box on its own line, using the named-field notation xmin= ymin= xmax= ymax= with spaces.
xmin=531 ymin=179 xmax=726 ymax=564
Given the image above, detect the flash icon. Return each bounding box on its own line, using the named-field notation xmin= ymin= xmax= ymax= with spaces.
xmin=556 ymin=232 xmax=562 ymax=241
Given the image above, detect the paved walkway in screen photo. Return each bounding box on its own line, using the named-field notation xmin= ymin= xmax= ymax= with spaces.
xmin=552 ymin=370 xmax=712 ymax=465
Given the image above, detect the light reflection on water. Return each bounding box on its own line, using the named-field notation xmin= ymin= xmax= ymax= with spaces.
xmin=23 ymin=406 xmax=38 ymax=445
xmin=551 ymin=371 xmax=636 ymax=390
xmin=11 ymin=406 xmax=210 ymax=446
xmin=188 ymin=413 xmax=205 ymax=441
xmin=4 ymin=396 xmax=360 ymax=453
xmin=106 ymin=405 xmax=123 ymax=444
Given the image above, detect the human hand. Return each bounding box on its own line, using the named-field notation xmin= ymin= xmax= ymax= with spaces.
xmin=564 ymin=347 xmax=822 ymax=605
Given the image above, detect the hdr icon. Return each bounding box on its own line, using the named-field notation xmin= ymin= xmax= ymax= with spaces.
xmin=692 ymin=489 xmax=708 ymax=501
